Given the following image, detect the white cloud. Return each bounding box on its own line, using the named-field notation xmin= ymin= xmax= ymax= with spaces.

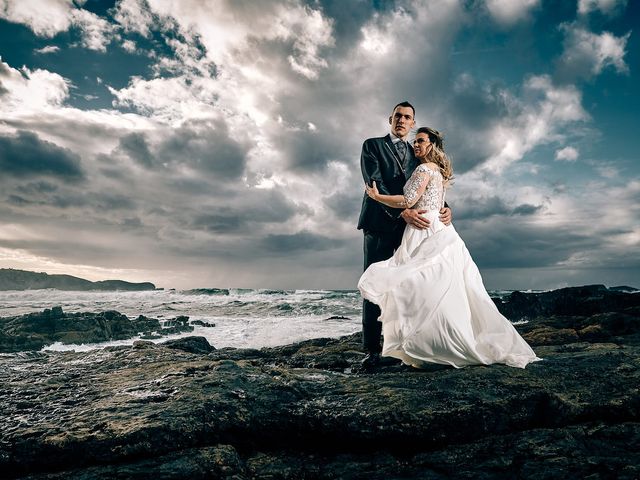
xmin=485 ymin=0 xmax=540 ymax=26
xmin=0 ymin=0 xmax=116 ymax=51
xmin=121 ymin=39 xmax=137 ymax=53
xmin=578 ymin=0 xmax=628 ymax=16
xmin=70 ymin=8 xmax=116 ymax=52
xmin=278 ymin=6 xmax=335 ymax=79
xmin=0 ymin=59 xmax=156 ymax=157
xmin=130 ymin=0 xmax=335 ymax=80
xmin=113 ymin=0 xmax=156 ymax=38
xmin=555 ymin=146 xmax=579 ymax=161
xmin=558 ymin=24 xmax=630 ymax=79
xmin=34 ymin=45 xmax=61 ymax=54
xmin=108 ymin=75 xmax=221 ymax=124
xmin=0 ymin=59 xmax=70 ymax=112
xmin=0 ymin=0 xmax=74 ymax=37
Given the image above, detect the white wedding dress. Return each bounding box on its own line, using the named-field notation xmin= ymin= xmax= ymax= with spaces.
xmin=358 ymin=164 xmax=542 ymax=369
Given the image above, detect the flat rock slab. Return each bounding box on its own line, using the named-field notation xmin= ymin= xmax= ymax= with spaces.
xmin=1 ymin=330 xmax=639 ymax=479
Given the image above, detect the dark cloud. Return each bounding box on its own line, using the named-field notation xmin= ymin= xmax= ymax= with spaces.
xmin=451 ymin=195 xmax=544 ymax=221
xmin=325 ymin=190 xmax=363 ymax=219
xmin=0 ymin=130 xmax=84 ymax=179
xmin=120 ymin=217 xmax=143 ymax=228
xmin=512 ymin=203 xmax=543 ymax=216
xmin=278 ymin=129 xmax=343 ymax=172
xmin=452 ymin=196 xmax=512 ymax=220
xmin=460 ymin=222 xmax=597 ymax=269
xmin=4 ymin=184 xmax=135 ymax=211
xmin=192 ymin=212 xmax=243 ymax=233
xmin=157 ymin=121 xmax=247 ymax=178
xmin=16 ymin=181 xmax=59 ymax=194
xmin=7 ymin=194 xmax=32 ymax=206
xmin=436 ymin=82 xmax=513 ymax=173
xmin=262 ymin=230 xmax=343 ymax=254
xmin=305 ymin=0 xmax=376 ymax=52
xmin=117 ymin=132 xmax=154 ymax=167
xmin=189 ymin=189 xmax=299 ymax=234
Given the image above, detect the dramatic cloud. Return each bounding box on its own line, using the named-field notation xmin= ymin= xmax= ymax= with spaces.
xmin=0 ymin=0 xmax=636 ymax=290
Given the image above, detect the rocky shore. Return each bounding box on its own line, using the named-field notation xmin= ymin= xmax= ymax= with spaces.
xmin=0 ymin=285 xmax=638 ymax=479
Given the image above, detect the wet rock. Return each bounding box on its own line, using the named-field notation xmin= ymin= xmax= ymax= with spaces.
xmin=0 ymin=308 xmax=160 ymax=352
xmin=0 ymin=287 xmax=638 ymax=479
xmin=132 ymin=340 xmax=156 ymax=350
xmin=162 ymin=336 xmax=215 ymax=354
xmin=0 ymin=310 xmax=199 ymax=353
xmin=191 ymin=320 xmax=216 ymax=328
xmin=494 ymin=284 xmax=640 ymax=321
xmin=158 ymin=316 xmax=194 ymax=335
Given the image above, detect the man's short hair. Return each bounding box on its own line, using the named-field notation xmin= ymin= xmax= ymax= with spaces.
xmin=392 ymin=101 xmax=415 ymax=118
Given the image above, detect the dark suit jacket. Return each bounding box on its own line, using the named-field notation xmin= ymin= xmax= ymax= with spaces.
xmin=357 ymin=134 xmax=418 ymax=233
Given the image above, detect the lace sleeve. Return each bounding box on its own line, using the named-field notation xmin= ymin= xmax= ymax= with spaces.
xmin=402 ymin=165 xmax=432 ymax=207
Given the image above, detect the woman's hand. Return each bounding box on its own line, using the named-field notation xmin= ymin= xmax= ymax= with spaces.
xmin=365 ymin=181 xmax=380 ymax=201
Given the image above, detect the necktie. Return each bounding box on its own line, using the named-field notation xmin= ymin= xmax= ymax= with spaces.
xmin=396 ymin=141 xmax=407 ymax=163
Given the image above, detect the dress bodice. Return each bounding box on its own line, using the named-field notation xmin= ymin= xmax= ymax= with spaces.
xmin=403 ymin=164 xmax=444 ymax=212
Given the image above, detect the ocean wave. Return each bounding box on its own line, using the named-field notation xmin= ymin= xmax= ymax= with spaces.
xmin=183 ymin=288 xmax=230 ymax=296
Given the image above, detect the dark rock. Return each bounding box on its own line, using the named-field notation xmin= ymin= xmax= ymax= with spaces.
xmin=494 ymin=284 xmax=640 ymax=321
xmin=191 ymin=320 xmax=216 ymax=327
xmin=132 ymin=340 xmax=156 ymax=349
xmin=158 ymin=316 xmax=194 ymax=335
xmin=610 ymin=285 xmax=639 ymax=293
xmin=162 ymin=336 xmax=215 ymax=354
xmin=0 ymin=310 xmax=201 ymax=353
xmin=0 ymin=286 xmax=639 ymax=479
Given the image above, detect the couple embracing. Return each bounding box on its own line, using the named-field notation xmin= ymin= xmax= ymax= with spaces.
xmin=357 ymin=101 xmax=542 ymax=371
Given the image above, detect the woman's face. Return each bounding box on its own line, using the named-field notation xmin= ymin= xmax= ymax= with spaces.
xmin=413 ymin=133 xmax=433 ymax=159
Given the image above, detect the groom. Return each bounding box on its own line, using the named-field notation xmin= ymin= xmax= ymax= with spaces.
xmin=357 ymin=101 xmax=452 ymax=370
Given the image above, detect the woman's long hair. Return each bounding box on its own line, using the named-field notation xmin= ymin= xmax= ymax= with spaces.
xmin=417 ymin=127 xmax=453 ymax=184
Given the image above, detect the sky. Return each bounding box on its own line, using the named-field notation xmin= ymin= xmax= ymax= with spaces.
xmin=0 ymin=0 xmax=638 ymax=291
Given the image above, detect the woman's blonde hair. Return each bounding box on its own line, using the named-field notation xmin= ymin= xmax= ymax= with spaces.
xmin=417 ymin=127 xmax=453 ymax=183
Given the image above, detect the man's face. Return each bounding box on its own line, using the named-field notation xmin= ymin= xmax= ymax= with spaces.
xmin=389 ymin=106 xmax=415 ymax=139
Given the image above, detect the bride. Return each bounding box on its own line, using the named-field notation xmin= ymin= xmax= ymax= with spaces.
xmin=358 ymin=127 xmax=542 ymax=369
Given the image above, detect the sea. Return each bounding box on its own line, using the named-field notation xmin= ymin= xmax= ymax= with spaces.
xmin=0 ymin=288 xmax=517 ymax=352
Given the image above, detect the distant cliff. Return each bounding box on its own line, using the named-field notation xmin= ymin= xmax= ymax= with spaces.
xmin=0 ymin=269 xmax=156 ymax=291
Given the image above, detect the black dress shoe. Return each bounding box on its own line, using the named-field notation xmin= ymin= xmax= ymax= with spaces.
xmin=360 ymin=352 xmax=381 ymax=371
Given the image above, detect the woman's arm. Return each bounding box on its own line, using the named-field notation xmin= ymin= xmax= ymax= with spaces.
xmin=365 ymin=167 xmax=431 ymax=209
xmin=365 ymin=182 xmax=407 ymax=208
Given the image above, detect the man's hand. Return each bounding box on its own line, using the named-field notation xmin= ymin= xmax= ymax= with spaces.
xmin=439 ymin=207 xmax=452 ymax=226
xmin=401 ymin=209 xmax=430 ymax=229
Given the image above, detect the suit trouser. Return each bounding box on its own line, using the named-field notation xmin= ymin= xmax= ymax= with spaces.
xmin=362 ymin=226 xmax=405 ymax=353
